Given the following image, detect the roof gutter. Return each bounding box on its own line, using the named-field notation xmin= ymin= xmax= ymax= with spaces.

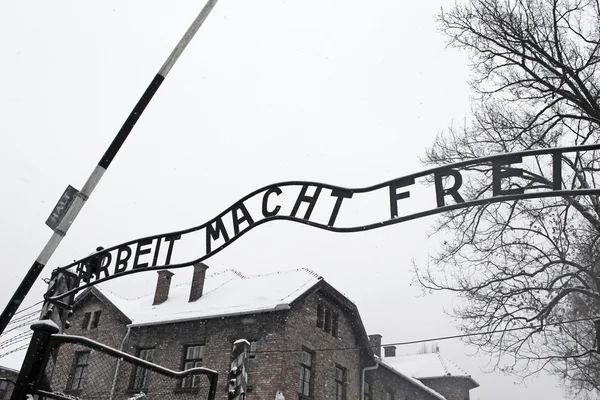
xmin=361 ymin=362 xmax=378 ymax=400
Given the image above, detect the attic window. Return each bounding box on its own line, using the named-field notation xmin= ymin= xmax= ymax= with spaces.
xmin=324 ymin=309 xmax=332 ymax=332
xmin=316 ymin=305 xmax=324 ymax=329
xmin=90 ymin=311 xmax=101 ymax=329
xmin=317 ymin=304 xmax=339 ymax=338
xmin=81 ymin=310 xmax=101 ymax=331
xmin=81 ymin=312 xmax=91 ymax=329
xmin=332 ymin=313 xmax=339 ymax=338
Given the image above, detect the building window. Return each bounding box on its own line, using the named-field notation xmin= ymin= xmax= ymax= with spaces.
xmin=181 ymin=345 xmax=204 ymax=389
xmin=81 ymin=312 xmax=91 ymax=329
xmin=81 ymin=310 xmax=101 ymax=330
xmin=332 ymin=313 xmax=339 ymax=337
xmin=335 ymin=365 xmax=346 ymax=400
xmin=364 ymin=381 xmax=372 ymax=400
xmin=90 ymin=311 xmax=101 ymax=329
xmin=0 ymin=379 xmax=12 ymax=400
xmin=317 ymin=304 xmax=340 ymax=338
xmin=247 ymin=341 xmax=257 ymax=392
xmin=316 ymin=305 xmax=324 ymax=328
xmin=68 ymin=351 xmax=90 ymax=392
xmin=132 ymin=348 xmax=154 ymax=391
xmin=299 ymin=349 xmax=314 ymax=397
xmin=386 ymin=390 xmax=395 ymax=400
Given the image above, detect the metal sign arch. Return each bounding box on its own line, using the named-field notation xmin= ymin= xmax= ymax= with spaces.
xmin=51 ymin=143 xmax=600 ymax=299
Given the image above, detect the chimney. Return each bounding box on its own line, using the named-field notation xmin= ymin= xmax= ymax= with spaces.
xmin=189 ymin=263 xmax=209 ymax=302
xmin=153 ymin=270 xmax=174 ymax=305
xmin=368 ymin=334 xmax=382 ymax=358
xmin=384 ymin=345 xmax=396 ymax=358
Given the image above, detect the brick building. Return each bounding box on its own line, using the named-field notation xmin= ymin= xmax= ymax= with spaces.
xmin=0 ymin=366 xmax=18 ymax=400
xmin=376 ymin=352 xmax=479 ymax=400
xmin=50 ymin=265 xmax=478 ymax=400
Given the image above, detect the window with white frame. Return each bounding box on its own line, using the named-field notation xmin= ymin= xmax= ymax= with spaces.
xmin=335 ymin=365 xmax=346 ymax=400
xmin=364 ymin=381 xmax=372 ymax=400
xmin=81 ymin=310 xmax=101 ymax=330
xmin=299 ymin=349 xmax=314 ymax=397
xmin=68 ymin=351 xmax=90 ymax=392
xmin=132 ymin=348 xmax=154 ymax=391
xmin=181 ymin=345 xmax=204 ymax=389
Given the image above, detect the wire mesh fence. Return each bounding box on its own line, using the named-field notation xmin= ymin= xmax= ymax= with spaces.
xmin=36 ymin=336 xmax=217 ymax=400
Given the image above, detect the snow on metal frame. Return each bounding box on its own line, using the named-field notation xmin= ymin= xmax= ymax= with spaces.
xmin=53 ymin=144 xmax=600 ymax=299
xmin=51 ymin=334 xmax=218 ymax=377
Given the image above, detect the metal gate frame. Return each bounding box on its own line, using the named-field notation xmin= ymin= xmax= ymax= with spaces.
xmin=11 ymin=322 xmax=218 ymax=400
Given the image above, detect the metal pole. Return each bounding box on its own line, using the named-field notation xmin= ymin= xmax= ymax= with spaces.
xmin=0 ymin=0 xmax=221 ymax=335
xmin=11 ymin=321 xmax=59 ymax=400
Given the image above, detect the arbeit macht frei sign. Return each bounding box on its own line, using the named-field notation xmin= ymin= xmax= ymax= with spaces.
xmin=54 ymin=144 xmax=600 ymax=298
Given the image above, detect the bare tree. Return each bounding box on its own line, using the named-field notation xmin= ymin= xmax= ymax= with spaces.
xmin=545 ymin=236 xmax=600 ymax=396
xmin=417 ymin=0 xmax=600 ymax=395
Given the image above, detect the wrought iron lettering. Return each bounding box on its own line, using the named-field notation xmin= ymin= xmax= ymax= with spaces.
xmin=53 ymin=144 xmax=600 ymax=298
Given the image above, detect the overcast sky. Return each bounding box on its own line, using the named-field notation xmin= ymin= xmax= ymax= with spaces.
xmin=0 ymin=0 xmax=573 ymax=398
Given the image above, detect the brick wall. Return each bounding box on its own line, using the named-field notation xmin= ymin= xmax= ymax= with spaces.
xmin=116 ymin=311 xmax=288 ymax=400
xmin=68 ymin=294 xmax=129 ymax=348
xmin=279 ymin=292 xmax=366 ymax=400
xmin=111 ymin=288 xmax=368 ymax=400
xmin=419 ymin=377 xmax=474 ymax=400
xmin=50 ymin=294 xmax=129 ymax=399
xmin=50 ymin=286 xmax=478 ymax=400
xmin=53 ymin=286 xmax=372 ymax=400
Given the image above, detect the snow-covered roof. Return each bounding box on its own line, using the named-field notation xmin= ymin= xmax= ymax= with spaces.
xmin=385 ymin=353 xmax=470 ymax=379
xmin=382 ymin=353 xmax=479 ymax=388
xmin=94 ymin=268 xmax=322 ymax=327
xmin=376 ymin=357 xmax=447 ymax=400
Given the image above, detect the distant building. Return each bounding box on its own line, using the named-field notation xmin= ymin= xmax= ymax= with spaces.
xmin=378 ymin=352 xmax=479 ymax=400
xmin=48 ymin=265 xmax=478 ymax=400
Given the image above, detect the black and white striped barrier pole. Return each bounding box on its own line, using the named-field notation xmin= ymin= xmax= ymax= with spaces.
xmin=0 ymin=0 xmax=221 ymax=335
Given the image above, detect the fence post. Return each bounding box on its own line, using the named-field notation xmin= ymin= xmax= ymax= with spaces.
xmin=228 ymin=339 xmax=249 ymax=400
xmin=208 ymin=372 xmax=218 ymax=400
xmin=11 ymin=320 xmax=59 ymax=400
xmin=40 ymin=269 xmax=78 ymax=334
